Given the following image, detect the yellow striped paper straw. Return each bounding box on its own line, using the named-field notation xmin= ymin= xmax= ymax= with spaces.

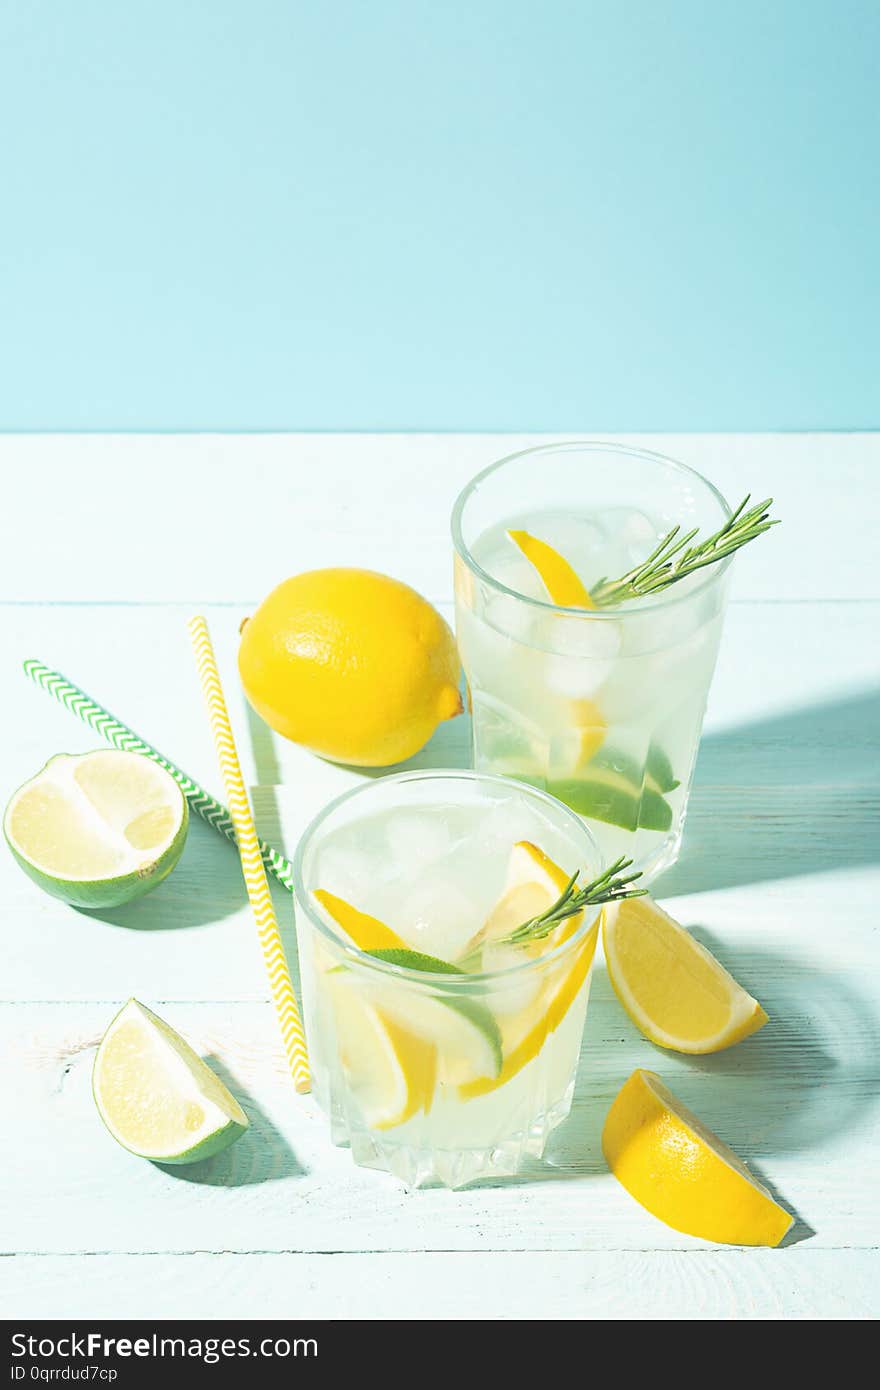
xmin=188 ymin=615 xmax=310 ymax=1094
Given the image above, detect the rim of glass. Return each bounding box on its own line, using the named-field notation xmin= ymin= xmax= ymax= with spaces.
xmin=450 ymin=439 xmax=734 ymax=619
xmin=293 ymin=768 xmax=604 ymax=986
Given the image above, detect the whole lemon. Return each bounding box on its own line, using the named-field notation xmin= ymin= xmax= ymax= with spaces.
xmin=239 ymin=568 xmax=463 ymax=767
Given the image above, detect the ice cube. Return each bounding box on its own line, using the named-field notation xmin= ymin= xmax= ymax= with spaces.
xmin=384 ymin=810 xmax=456 ymax=872
xmin=476 ymin=796 xmax=538 ymax=856
xmin=489 ymin=548 xmax=546 ymax=603
xmin=530 ymin=516 xmax=607 ymax=586
xmin=484 ymin=590 xmax=536 ymax=645
xmin=397 ymin=877 xmax=480 ymax=961
xmin=313 ymin=843 xmax=375 ymax=904
xmin=539 ymin=614 xmax=621 ymax=698
xmin=481 ymin=941 xmax=545 ymax=1016
xmin=479 ymin=549 xmax=544 ymax=644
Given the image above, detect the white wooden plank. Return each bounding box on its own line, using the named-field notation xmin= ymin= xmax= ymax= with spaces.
xmin=1 ymin=1250 xmax=877 ymax=1320
xmin=0 ymin=433 xmax=875 ymax=603
xmin=2 ymin=602 xmax=876 ymax=1002
xmin=1 ymin=434 xmax=876 ymax=1317
xmin=5 ymin=599 xmax=879 ymax=821
xmin=3 ymin=990 xmax=877 ymax=1255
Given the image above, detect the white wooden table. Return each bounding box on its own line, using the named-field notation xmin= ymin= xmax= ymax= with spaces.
xmin=1 ymin=434 xmax=878 ymax=1320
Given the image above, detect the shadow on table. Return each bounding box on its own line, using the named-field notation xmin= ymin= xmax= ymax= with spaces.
xmin=471 ymin=938 xmax=879 ymax=1232
xmin=656 ymin=688 xmax=880 ymax=896
xmin=155 ymin=1056 xmax=307 ymax=1187
xmin=84 ymin=705 xmax=301 ymax=932
xmin=244 ymin=701 xmax=290 ymax=855
xmin=81 ymin=816 xmax=248 ymax=930
xmin=306 ymin=688 xmax=880 ymax=896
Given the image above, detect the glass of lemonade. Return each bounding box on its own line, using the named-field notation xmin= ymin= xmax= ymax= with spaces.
xmin=294 ymin=770 xmax=603 ymax=1188
xmin=452 ymin=441 xmax=732 ymax=881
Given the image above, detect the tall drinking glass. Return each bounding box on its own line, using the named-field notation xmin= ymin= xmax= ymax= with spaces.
xmin=452 ymin=441 xmax=732 ymax=880
xmin=294 ymin=770 xmax=602 ymax=1188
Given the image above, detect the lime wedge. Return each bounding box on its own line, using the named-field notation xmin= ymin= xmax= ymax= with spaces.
xmin=4 ymin=750 xmax=188 ymax=909
xmin=365 ymin=948 xmax=503 ymax=1082
xmin=458 ymin=841 xmax=599 ymax=1100
xmin=646 ymin=743 xmax=680 ymax=795
xmin=93 ymin=1000 xmax=248 ymax=1163
xmin=550 ymin=743 xmax=678 ymax=832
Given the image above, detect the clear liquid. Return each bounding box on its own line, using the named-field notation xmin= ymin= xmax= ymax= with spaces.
xmin=456 ymin=505 xmax=725 ymax=877
xmin=297 ymin=790 xmax=598 ymax=1188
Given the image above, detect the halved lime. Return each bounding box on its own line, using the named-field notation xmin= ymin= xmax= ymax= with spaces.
xmin=93 ymin=999 xmax=248 ymax=1163
xmin=4 ymin=750 xmax=188 ymax=908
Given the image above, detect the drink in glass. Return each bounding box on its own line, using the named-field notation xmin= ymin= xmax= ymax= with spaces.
xmin=294 ymin=770 xmax=602 ymax=1188
xmin=452 ymin=441 xmax=732 ymax=880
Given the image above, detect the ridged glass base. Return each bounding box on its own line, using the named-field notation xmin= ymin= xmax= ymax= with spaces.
xmin=334 ymin=1080 xmax=577 ymax=1189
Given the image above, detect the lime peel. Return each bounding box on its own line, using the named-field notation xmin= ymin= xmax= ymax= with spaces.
xmin=93 ymin=999 xmax=248 ymax=1163
xmin=4 ymin=750 xmax=188 ymax=909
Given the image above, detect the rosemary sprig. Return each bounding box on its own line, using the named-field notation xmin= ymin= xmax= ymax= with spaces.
xmin=501 ymin=855 xmax=646 ymax=949
xmin=590 ymin=495 xmax=778 ymax=608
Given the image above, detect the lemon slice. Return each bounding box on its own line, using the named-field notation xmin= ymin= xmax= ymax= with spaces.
xmin=313 ymin=888 xmax=409 ymax=951
xmin=314 ymin=888 xmax=437 ymax=1121
xmin=460 ymin=919 xmax=599 ymax=1100
xmin=507 ymin=530 xmax=595 ymax=608
xmin=326 ymin=973 xmax=436 ymax=1129
xmin=459 ymin=841 xmax=599 ymax=1100
xmin=604 ymin=895 xmax=768 ymax=1053
xmin=603 ymin=1069 xmax=793 ymax=1246
xmin=569 ymin=698 xmax=606 ymax=759
xmin=315 ymin=891 xmax=502 ymax=1088
xmin=462 ymin=840 xmax=582 ymax=961
xmin=4 ymin=750 xmax=188 ymax=909
xmin=93 ymin=1000 xmax=248 ymax=1163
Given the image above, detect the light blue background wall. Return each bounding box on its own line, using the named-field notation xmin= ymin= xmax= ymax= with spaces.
xmin=0 ymin=1 xmax=877 ymax=431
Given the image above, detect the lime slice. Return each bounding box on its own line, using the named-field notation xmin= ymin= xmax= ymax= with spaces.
xmin=646 ymin=743 xmax=680 ymax=794
xmin=461 ymin=920 xmax=600 ymax=1100
xmin=4 ymin=750 xmax=188 ymax=909
xmin=550 ymin=744 xmax=677 ymax=832
xmin=458 ymin=841 xmax=599 ymax=1100
xmin=314 ymin=891 xmax=503 ymax=1087
xmin=92 ymin=1000 xmax=248 ymax=1163
xmin=364 ymin=948 xmax=503 ymax=1083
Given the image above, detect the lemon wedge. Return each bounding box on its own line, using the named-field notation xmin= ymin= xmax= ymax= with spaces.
xmin=314 ymin=887 xmax=439 ymax=1123
xmin=459 ymin=841 xmax=599 ymax=1099
xmin=603 ymin=895 xmax=768 ymax=1053
xmin=603 ymin=1069 xmax=793 ymax=1246
xmin=325 ymin=973 xmax=436 ymax=1129
xmin=507 ymin=530 xmax=595 ymax=608
xmin=313 ymin=888 xmax=409 ymax=951
xmin=462 ymin=840 xmax=582 ymax=960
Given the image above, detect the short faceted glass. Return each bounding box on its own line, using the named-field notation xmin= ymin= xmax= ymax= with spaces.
xmin=452 ymin=442 xmax=732 ymax=881
xmin=293 ymin=770 xmax=602 ymax=1188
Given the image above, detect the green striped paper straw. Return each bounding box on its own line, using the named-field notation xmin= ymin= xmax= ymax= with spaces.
xmin=23 ymin=658 xmax=295 ymax=892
